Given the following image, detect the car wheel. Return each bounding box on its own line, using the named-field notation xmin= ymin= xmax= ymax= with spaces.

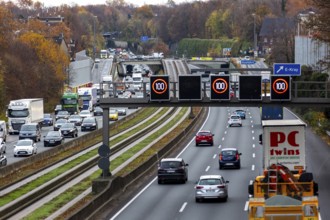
xmin=210 ymin=142 xmax=214 ymax=146
xmin=223 ymin=196 xmax=228 ymax=202
xmin=14 ymin=154 xmax=17 ymax=157
xmin=157 ymin=179 xmax=162 ymax=184
xmin=75 ymin=133 xmax=78 ymax=138
xmin=237 ymin=163 xmax=241 ymax=169
xmin=219 ymin=165 xmax=223 ymax=170
xmin=195 ymin=142 xmax=199 ymax=146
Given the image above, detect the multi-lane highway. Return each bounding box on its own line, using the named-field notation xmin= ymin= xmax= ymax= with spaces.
xmin=108 ymin=107 xmax=330 ymax=220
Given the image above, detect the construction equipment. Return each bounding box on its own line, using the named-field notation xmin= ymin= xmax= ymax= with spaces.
xmin=248 ymin=163 xmax=319 ymax=220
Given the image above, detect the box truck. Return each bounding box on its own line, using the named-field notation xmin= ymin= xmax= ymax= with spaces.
xmin=7 ymin=98 xmax=44 ymax=134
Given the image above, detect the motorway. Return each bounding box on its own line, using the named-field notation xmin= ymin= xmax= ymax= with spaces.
xmin=108 ymin=107 xmax=330 ymax=220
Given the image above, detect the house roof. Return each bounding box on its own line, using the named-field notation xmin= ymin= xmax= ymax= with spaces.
xmin=259 ymin=17 xmax=295 ymax=37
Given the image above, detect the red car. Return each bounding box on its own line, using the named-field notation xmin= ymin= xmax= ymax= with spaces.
xmin=195 ymin=130 xmax=214 ymax=146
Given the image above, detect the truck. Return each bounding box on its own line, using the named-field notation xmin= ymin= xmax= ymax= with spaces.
xmin=261 ymin=106 xmax=284 ymax=120
xmin=132 ymin=72 xmax=143 ymax=90
xmin=77 ymin=87 xmax=98 ymax=111
xmin=61 ymin=92 xmax=80 ymax=114
xmin=260 ymin=119 xmax=306 ymax=172
xmin=7 ymin=98 xmax=44 ymax=134
xmin=248 ymin=119 xmax=319 ymax=220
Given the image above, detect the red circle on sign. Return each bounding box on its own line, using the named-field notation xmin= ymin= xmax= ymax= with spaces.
xmin=152 ymin=78 xmax=168 ymax=95
xmin=212 ymin=78 xmax=228 ymax=94
xmin=272 ymin=78 xmax=288 ymax=94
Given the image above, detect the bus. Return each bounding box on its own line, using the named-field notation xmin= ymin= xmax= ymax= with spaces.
xmin=61 ymin=92 xmax=80 ymax=114
xmin=100 ymin=49 xmax=108 ymax=59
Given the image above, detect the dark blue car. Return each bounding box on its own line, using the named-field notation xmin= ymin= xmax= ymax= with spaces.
xmin=219 ymin=148 xmax=242 ymax=169
xmin=42 ymin=114 xmax=53 ymax=126
xmin=234 ymin=109 xmax=246 ymax=119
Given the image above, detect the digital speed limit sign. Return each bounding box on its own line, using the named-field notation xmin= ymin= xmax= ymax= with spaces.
xmin=210 ymin=75 xmax=230 ymax=100
xmin=150 ymin=76 xmax=170 ymax=101
xmin=271 ymin=76 xmax=291 ymax=101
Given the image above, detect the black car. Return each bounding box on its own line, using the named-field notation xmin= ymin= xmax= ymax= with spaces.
xmin=157 ymin=158 xmax=188 ymax=184
xmin=42 ymin=113 xmax=53 ymax=126
xmin=93 ymin=106 xmax=103 ymax=116
xmin=81 ymin=117 xmax=98 ymax=131
xmin=59 ymin=123 xmax=78 ymax=138
xmin=54 ymin=119 xmax=68 ymax=131
xmin=44 ymin=131 xmax=64 ymax=147
xmin=219 ymin=148 xmax=242 ymax=169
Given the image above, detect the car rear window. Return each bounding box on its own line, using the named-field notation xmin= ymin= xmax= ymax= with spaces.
xmin=161 ymin=161 xmax=182 ymax=168
xmin=231 ymin=115 xmax=240 ymax=119
xmin=199 ymin=178 xmax=222 ymax=185
xmin=198 ymin=132 xmax=211 ymax=136
xmin=221 ymin=150 xmax=236 ymax=156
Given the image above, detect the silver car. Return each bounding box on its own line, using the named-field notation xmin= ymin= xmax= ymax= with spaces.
xmin=228 ymin=114 xmax=242 ymax=127
xmin=195 ymin=175 xmax=229 ymax=202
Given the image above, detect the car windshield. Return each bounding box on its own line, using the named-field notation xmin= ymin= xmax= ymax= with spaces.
xmin=44 ymin=114 xmax=51 ymax=118
xmin=47 ymin=131 xmax=61 ymax=137
xmin=161 ymin=161 xmax=181 ymax=168
xmin=56 ymin=119 xmax=67 ymax=123
xmin=61 ymin=123 xmax=74 ymax=128
xmin=83 ymin=118 xmax=95 ymax=123
xmin=58 ymin=111 xmax=69 ymax=115
xmin=199 ymin=178 xmax=222 ymax=185
xmin=110 ymin=109 xmax=117 ymax=114
xmin=222 ymin=150 xmax=236 ymax=156
xmin=21 ymin=125 xmax=36 ymax=131
xmin=17 ymin=140 xmax=33 ymax=146
xmin=70 ymin=115 xmax=80 ymax=119
xmin=80 ymin=111 xmax=90 ymax=115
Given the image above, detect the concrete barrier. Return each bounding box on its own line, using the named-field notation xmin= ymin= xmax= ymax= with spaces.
xmin=68 ymin=107 xmax=206 ymax=220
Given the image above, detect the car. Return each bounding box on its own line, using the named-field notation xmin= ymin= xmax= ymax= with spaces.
xmin=0 ymin=138 xmax=6 ymax=154
xmin=79 ymin=110 xmax=93 ymax=118
xmin=234 ymin=109 xmax=246 ymax=119
xmin=117 ymin=108 xmax=127 ymax=116
xmin=44 ymin=131 xmax=64 ymax=147
xmin=54 ymin=104 xmax=62 ymax=115
xmin=219 ymin=148 xmax=242 ymax=169
xmin=81 ymin=117 xmax=98 ymax=131
xmin=18 ymin=123 xmax=42 ymax=142
xmin=157 ymin=158 xmax=188 ymax=184
xmin=109 ymin=109 xmax=119 ymax=121
xmin=195 ymin=130 xmax=214 ymax=146
xmin=68 ymin=114 xmax=83 ymax=126
xmin=228 ymin=114 xmax=242 ymax=127
xmin=54 ymin=119 xmax=68 ymax=131
xmin=42 ymin=113 xmax=53 ymax=126
xmin=195 ymin=175 xmax=229 ymax=202
xmin=59 ymin=123 xmax=78 ymax=138
xmin=94 ymin=58 xmax=100 ymax=63
xmin=93 ymin=106 xmax=103 ymax=116
xmin=0 ymin=153 xmax=7 ymax=167
xmin=55 ymin=110 xmax=70 ymax=120
xmin=13 ymin=139 xmax=37 ymax=157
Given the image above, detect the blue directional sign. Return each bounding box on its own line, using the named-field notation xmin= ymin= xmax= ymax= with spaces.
xmin=240 ymin=60 xmax=256 ymax=65
xmin=273 ymin=63 xmax=301 ymax=76
xmin=140 ymin=36 xmax=149 ymax=42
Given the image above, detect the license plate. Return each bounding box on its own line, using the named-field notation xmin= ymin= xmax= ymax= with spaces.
xmin=206 ymin=189 xmax=214 ymax=192
xmin=50 ymin=140 xmax=55 ymax=143
xmin=86 ymin=127 xmax=90 ymax=129
xmin=226 ymin=163 xmax=234 ymax=165
xmin=167 ymin=170 xmax=175 ymax=173
xmin=18 ymin=152 xmax=27 ymax=154
xmin=201 ymin=140 xmax=207 ymax=142
xmin=64 ymin=131 xmax=68 ymax=134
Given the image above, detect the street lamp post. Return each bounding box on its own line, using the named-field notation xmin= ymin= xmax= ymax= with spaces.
xmin=252 ymin=13 xmax=257 ymax=56
xmin=93 ymin=16 xmax=97 ymax=60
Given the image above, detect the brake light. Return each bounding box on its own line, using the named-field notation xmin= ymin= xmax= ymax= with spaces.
xmin=196 ymin=186 xmax=204 ymax=189
xmin=217 ymin=185 xmax=225 ymax=189
xmin=219 ymin=154 xmax=223 ymax=161
xmin=236 ymin=154 xmax=239 ymax=160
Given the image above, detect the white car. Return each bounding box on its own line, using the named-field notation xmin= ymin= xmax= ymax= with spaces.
xmin=13 ymin=139 xmax=37 ymax=157
xmin=0 ymin=138 xmax=6 ymax=154
xmin=228 ymin=115 xmax=242 ymax=127
xmin=79 ymin=110 xmax=93 ymax=118
xmin=195 ymin=175 xmax=229 ymax=202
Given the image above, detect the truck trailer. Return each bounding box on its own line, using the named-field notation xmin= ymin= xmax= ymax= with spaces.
xmin=7 ymin=98 xmax=44 ymax=134
xmin=249 ymin=119 xmax=319 ymax=220
xmin=261 ymin=106 xmax=284 ymax=120
xmin=77 ymin=87 xmax=98 ymax=111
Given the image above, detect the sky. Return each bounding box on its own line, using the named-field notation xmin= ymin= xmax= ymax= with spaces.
xmin=6 ymin=0 xmax=196 ymax=7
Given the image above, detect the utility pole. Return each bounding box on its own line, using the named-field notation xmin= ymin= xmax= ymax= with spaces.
xmin=93 ymin=16 xmax=97 ymax=60
xmin=252 ymin=13 xmax=257 ymax=57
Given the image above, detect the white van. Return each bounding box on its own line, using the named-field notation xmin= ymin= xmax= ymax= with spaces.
xmin=0 ymin=121 xmax=7 ymax=141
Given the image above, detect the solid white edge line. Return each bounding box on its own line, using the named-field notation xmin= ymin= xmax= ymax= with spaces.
xmin=179 ymin=202 xmax=188 ymax=213
xmin=244 ymin=201 xmax=249 ymax=211
xmin=111 ymin=107 xmax=212 ymax=219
